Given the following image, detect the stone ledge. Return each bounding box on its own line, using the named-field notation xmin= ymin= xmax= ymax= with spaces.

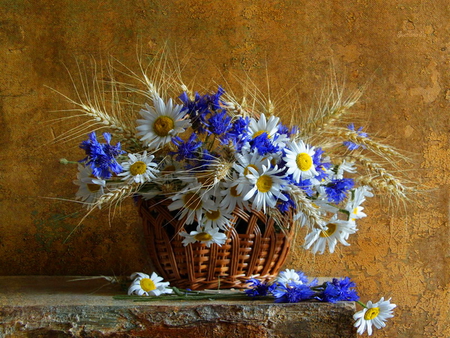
xmin=0 ymin=277 xmax=357 ymax=338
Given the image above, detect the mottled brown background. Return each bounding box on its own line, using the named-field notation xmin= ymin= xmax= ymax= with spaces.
xmin=0 ymin=1 xmax=449 ymax=337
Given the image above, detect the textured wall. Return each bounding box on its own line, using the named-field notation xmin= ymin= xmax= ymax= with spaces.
xmin=0 ymin=1 xmax=449 ymax=337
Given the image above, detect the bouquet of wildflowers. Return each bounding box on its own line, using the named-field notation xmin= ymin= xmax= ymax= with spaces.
xmin=56 ymin=55 xmax=412 ymax=336
xmin=57 ymin=56 xmax=411 ymax=255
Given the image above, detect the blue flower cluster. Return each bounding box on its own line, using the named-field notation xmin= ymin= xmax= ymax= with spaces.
xmin=316 ymin=277 xmax=360 ymax=303
xmin=173 ymin=87 xmax=355 ymax=215
xmin=79 ymin=132 xmax=125 ymax=179
xmin=176 ymin=87 xmax=251 ymax=158
xmin=245 ymin=270 xmax=359 ymax=304
xmin=325 ymin=178 xmax=355 ymax=204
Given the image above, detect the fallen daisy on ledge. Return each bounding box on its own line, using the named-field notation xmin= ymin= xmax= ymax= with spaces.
xmin=113 ymin=269 xmax=396 ymax=336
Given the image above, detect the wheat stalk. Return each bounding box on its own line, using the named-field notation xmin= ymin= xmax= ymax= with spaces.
xmin=323 ymin=127 xmax=409 ymax=164
xmin=288 ymin=185 xmax=326 ymax=229
xmin=94 ymin=183 xmax=139 ymax=209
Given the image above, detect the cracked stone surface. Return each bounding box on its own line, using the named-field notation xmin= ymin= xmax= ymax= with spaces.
xmin=0 ymin=276 xmax=356 ymax=337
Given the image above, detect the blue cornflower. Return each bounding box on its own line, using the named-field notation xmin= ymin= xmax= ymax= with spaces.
xmin=278 ymin=123 xmax=298 ymax=137
xmin=325 ymin=178 xmax=354 ymax=204
xmin=179 ymin=87 xmax=226 ymax=134
xmin=317 ymin=277 xmax=359 ymax=303
xmin=272 ymin=281 xmax=316 ymax=303
xmin=245 ymin=278 xmax=272 ymax=298
xmin=313 ymin=148 xmax=332 ymax=181
xmin=171 ymin=134 xmax=203 ymax=161
xmin=284 ymin=174 xmax=314 ymax=197
xmin=249 ymin=132 xmax=280 ymax=155
xmin=79 ymin=132 xmax=124 ymax=179
xmin=227 ymin=116 xmax=250 ymax=151
xmin=276 ymin=192 xmax=296 ymax=213
xmin=343 ymin=123 xmax=368 ymax=150
xmin=208 ymin=110 xmax=232 ymax=139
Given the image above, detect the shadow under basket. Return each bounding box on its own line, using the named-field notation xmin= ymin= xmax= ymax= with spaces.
xmin=138 ymin=198 xmax=295 ymax=290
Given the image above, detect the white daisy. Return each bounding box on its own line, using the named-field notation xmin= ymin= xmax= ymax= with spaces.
xmin=202 ymin=206 xmax=234 ymax=230
xmin=136 ymin=95 xmax=191 ymax=149
xmin=179 ymin=225 xmax=227 ymax=247
xmin=219 ymin=173 xmax=250 ymax=213
xmin=354 ymin=297 xmax=396 ymax=336
xmin=73 ymin=164 xmax=106 ymax=208
xmin=248 ymin=113 xmax=280 ymax=140
xmin=168 ymin=182 xmax=214 ymax=225
xmin=243 ymin=164 xmax=288 ymax=212
xmin=335 ymin=160 xmax=357 ymax=179
xmin=276 ymin=269 xmax=304 ymax=285
xmin=118 ymin=151 xmax=159 ymax=184
xmin=128 ymin=272 xmax=172 ymax=296
xmin=303 ymin=216 xmax=357 ymax=254
xmin=233 ymin=150 xmax=268 ymax=198
xmin=283 ymin=140 xmax=319 ymax=181
xmin=345 ymin=186 xmax=373 ymax=221
xmin=233 ymin=150 xmax=267 ymax=178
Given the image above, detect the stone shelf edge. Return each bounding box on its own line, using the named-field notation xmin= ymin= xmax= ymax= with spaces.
xmin=0 ymin=276 xmax=357 ymax=337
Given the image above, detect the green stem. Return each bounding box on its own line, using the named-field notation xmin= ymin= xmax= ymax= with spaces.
xmin=356 ymin=300 xmax=367 ymax=308
xmin=59 ymin=158 xmax=79 ymax=165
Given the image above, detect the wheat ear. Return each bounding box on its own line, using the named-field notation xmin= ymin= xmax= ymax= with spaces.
xmin=323 ymin=127 xmax=409 ymax=164
xmin=94 ymin=183 xmax=139 ymax=209
xmin=289 ymin=186 xmax=325 ymax=229
xmin=345 ymin=153 xmax=413 ymax=200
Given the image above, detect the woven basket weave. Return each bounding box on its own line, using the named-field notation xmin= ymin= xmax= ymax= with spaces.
xmin=138 ymin=198 xmax=295 ymax=290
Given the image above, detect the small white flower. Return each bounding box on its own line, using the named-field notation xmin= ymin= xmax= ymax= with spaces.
xmin=303 ymin=216 xmax=357 ymax=254
xmin=276 ymin=269 xmax=304 ymax=285
xmin=179 ymin=225 xmax=227 ymax=247
xmin=345 ymin=186 xmax=373 ymax=221
xmin=283 ymin=140 xmax=319 ymax=181
xmin=203 ymin=206 xmax=234 ymax=230
xmin=136 ymin=95 xmax=191 ymax=149
xmin=119 ymin=151 xmax=159 ymax=184
xmin=243 ymin=163 xmax=287 ymax=212
xmin=353 ymin=297 xmax=396 ymax=336
xmin=168 ymin=182 xmax=214 ymax=225
xmin=128 ymin=272 xmax=172 ymax=296
xmin=248 ymin=113 xmax=281 ymax=140
xmin=335 ymin=160 xmax=357 ymax=179
xmin=233 ymin=150 xmax=267 ymax=178
xmin=73 ymin=164 xmax=106 ymax=208
xmin=219 ymin=173 xmax=249 ymax=213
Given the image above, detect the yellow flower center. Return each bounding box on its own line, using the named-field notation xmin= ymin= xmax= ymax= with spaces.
xmin=252 ymin=130 xmax=269 ymax=139
xmin=364 ymin=307 xmax=380 ymax=320
xmin=183 ymin=192 xmax=202 ymax=210
xmin=244 ymin=164 xmax=258 ymax=176
xmin=230 ymin=185 xmax=240 ymax=197
xmin=296 ymin=152 xmax=313 ymax=171
xmin=194 ymin=232 xmax=213 ymax=242
xmin=87 ymin=175 xmax=101 ymax=193
xmin=256 ymin=175 xmax=273 ymax=193
xmin=130 ymin=161 xmax=147 ymax=176
xmin=206 ymin=210 xmax=221 ymax=221
xmin=153 ymin=116 xmax=175 ymax=136
xmin=140 ymin=278 xmax=156 ymax=292
xmin=320 ymin=223 xmax=337 ymax=237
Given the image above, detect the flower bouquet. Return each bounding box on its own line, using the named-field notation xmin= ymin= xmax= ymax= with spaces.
xmin=56 ymin=54 xmax=411 ymax=334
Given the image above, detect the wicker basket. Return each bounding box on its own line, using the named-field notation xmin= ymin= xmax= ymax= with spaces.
xmin=138 ymin=198 xmax=295 ymax=290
